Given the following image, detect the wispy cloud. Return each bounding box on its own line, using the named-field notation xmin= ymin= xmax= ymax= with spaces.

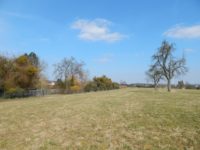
xmin=95 ymin=54 xmax=113 ymax=64
xmin=39 ymin=38 xmax=50 ymax=42
xmin=2 ymin=11 xmax=33 ymax=19
xmin=164 ymin=24 xmax=200 ymax=39
xmin=71 ymin=18 xmax=125 ymax=42
xmin=183 ymin=48 xmax=195 ymax=53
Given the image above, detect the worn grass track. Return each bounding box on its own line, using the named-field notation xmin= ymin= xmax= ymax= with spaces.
xmin=0 ymin=88 xmax=200 ymax=150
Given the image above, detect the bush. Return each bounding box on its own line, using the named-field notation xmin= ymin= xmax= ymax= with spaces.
xmin=112 ymin=82 xmax=120 ymax=89
xmin=0 ymin=88 xmax=3 ymax=97
xmin=84 ymin=76 xmax=119 ymax=92
xmin=69 ymin=85 xmax=81 ymax=93
xmin=4 ymin=88 xmax=26 ymax=98
xmin=185 ymin=84 xmax=196 ymax=89
xmin=15 ymin=55 xmax=29 ymax=66
xmin=84 ymin=82 xmax=98 ymax=92
xmin=177 ymin=80 xmax=185 ymax=89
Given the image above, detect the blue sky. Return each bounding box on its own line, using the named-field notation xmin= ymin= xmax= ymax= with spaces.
xmin=0 ymin=0 xmax=200 ymax=84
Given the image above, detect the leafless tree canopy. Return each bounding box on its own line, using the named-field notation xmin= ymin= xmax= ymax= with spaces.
xmin=146 ymin=64 xmax=163 ymax=89
xmin=54 ymin=57 xmax=86 ymax=82
xmin=150 ymin=40 xmax=187 ymax=91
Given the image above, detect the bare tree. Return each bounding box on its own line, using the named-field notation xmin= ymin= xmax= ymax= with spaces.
xmin=146 ymin=65 xmax=163 ymax=90
xmin=54 ymin=57 xmax=86 ymax=88
xmin=152 ymin=40 xmax=187 ymax=92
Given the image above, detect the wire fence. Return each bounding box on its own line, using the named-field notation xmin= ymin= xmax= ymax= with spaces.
xmin=28 ymin=89 xmax=65 ymax=96
xmin=1 ymin=89 xmax=65 ymax=98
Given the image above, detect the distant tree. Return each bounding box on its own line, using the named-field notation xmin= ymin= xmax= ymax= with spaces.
xmin=25 ymin=52 xmax=47 ymax=75
xmin=152 ymin=40 xmax=187 ymax=92
xmin=55 ymin=79 xmax=65 ymax=89
xmin=25 ymin=52 xmax=39 ymax=67
xmin=69 ymin=75 xmax=76 ymax=87
xmin=84 ymin=81 xmax=98 ymax=92
xmin=185 ymin=83 xmax=192 ymax=89
xmin=0 ymin=55 xmax=13 ymax=94
xmin=68 ymin=75 xmax=82 ymax=93
xmin=112 ymin=82 xmax=120 ymax=89
xmin=12 ymin=55 xmax=39 ymax=89
xmin=0 ymin=52 xmax=43 ymax=98
xmin=177 ymin=80 xmax=185 ymax=89
xmin=54 ymin=57 xmax=86 ymax=89
xmin=93 ymin=75 xmax=113 ymax=90
xmin=146 ymin=65 xmax=163 ymax=90
xmin=120 ymin=80 xmax=127 ymax=86
xmin=39 ymin=75 xmax=48 ymax=89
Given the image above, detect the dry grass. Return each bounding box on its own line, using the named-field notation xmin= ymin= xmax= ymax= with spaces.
xmin=0 ymin=88 xmax=200 ymax=150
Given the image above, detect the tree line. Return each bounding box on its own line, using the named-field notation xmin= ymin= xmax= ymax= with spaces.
xmin=0 ymin=54 xmax=119 ymax=98
xmin=0 ymin=40 xmax=189 ymax=98
xmin=53 ymin=57 xmax=119 ymax=93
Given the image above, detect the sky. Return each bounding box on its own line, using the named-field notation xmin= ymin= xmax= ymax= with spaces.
xmin=0 ymin=0 xmax=200 ymax=84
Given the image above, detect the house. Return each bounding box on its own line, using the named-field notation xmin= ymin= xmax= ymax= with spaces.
xmin=47 ymin=80 xmax=56 ymax=88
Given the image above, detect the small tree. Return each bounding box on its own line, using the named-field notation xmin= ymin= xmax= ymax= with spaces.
xmin=146 ymin=65 xmax=163 ymax=90
xmin=152 ymin=40 xmax=187 ymax=92
xmin=177 ymin=80 xmax=185 ymax=89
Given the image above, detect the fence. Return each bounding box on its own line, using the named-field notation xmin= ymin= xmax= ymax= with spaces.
xmin=28 ymin=89 xmax=64 ymax=96
xmin=2 ymin=89 xmax=65 ymax=98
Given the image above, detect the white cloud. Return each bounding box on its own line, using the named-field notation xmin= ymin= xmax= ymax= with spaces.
xmin=164 ymin=24 xmax=200 ymax=39
xmin=71 ymin=19 xmax=125 ymax=42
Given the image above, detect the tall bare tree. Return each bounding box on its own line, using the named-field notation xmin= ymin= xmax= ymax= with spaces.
xmin=152 ymin=40 xmax=187 ymax=92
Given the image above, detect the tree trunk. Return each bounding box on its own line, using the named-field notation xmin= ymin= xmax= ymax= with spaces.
xmin=154 ymin=82 xmax=158 ymax=90
xmin=167 ymin=79 xmax=171 ymax=92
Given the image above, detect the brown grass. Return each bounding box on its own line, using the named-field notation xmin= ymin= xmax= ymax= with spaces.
xmin=0 ymin=88 xmax=200 ymax=149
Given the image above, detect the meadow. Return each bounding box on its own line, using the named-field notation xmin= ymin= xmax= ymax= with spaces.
xmin=0 ymin=88 xmax=200 ymax=150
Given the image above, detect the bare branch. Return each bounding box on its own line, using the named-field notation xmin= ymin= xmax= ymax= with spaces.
xmin=149 ymin=40 xmax=188 ymax=91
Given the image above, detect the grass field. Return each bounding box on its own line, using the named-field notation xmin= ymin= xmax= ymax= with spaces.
xmin=0 ymin=88 xmax=200 ymax=150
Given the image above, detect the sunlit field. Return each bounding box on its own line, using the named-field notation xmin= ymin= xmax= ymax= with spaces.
xmin=0 ymin=88 xmax=200 ymax=150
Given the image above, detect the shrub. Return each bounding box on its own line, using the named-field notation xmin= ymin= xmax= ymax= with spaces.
xmin=84 ymin=82 xmax=98 ymax=92
xmin=84 ymin=76 xmax=119 ymax=92
xmin=15 ymin=55 xmax=28 ymax=66
xmin=177 ymin=80 xmax=185 ymax=89
xmin=185 ymin=84 xmax=196 ymax=89
xmin=69 ymin=85 xmax=81 ymax=93
xmin=27 ymin=66 xmax=38 ymax=76
xmin=0 ymin=89 xmax=4 ymax=97
xmin=4 ymin=88 xmax=26 ymax=98
xmin=112 ymin=82 xmax=120 ymax=89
